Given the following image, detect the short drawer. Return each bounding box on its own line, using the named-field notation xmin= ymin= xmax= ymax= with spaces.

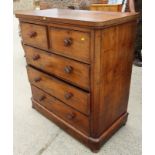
xmin=31 ymin=85 xmax=89 ymax=135
xmin=49 ymin=27 xmax=90 ymax=63
xmin=20 ymin=22 xmax=48 ymax=49
xmin=24 ymin=46 xmax=90 ymax=90
xmin=27 ymin=66 xmax=90 ymax=115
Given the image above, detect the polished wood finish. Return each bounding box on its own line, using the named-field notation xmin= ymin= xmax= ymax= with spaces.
xmin=15 ymin=9 xmax=138 ymax=28
xmin=49 ymin=27 xmax=90 ymax=63
xmin=24 ymin=45 xmax=90 ymax=90
xmin=91 ymin=21 xmax=137 ymax=137
xmin=20 ymin=22 xmax=48 ymax=49
xmin=27 ymin=66 xmax=90 ymax=115
xmin=15 ymin=9 xmax=138 ymax=152
xmin=32 ymin=98 xmax=128 ymax=151
xmin=90 ymin=4 xmax=122 ymax=12
xmin=31 ymin=85 xmax=89 ymax=135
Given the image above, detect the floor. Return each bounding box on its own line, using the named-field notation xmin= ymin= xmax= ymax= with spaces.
xmin=13 ymin=17 xmax=142 ymax=155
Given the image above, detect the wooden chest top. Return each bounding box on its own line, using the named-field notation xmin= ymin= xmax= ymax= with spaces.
xmin=15 ymin=8 xmax=138 ymax=27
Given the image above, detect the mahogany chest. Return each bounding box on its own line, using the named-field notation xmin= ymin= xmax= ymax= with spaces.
xmin=15 ymin=9 xmax=138 ymax=152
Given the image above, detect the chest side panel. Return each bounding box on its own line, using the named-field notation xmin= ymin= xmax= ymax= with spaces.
xmin=91 ymin=21 xmax=137 ymax=137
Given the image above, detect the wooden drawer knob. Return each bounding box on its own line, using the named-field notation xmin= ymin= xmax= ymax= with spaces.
xmin=34 ymin=77 xmax=41 ymax=82
xmin=32 ymin=54 xmax=40 ymax=61
xmin=64 ymin=38 xmax=73 ymax=46
xmin=39 ymin=95 xmax=46 ymax=101
xmin=28 ymin=31 xmax=37 ymax=38
xmin=67 ymin=112 xmax=76 ymax=120
xmin=64 ymin=66 xmax=73 ymax=74
xmin=64 ymin=92 xmax=73 ymax=100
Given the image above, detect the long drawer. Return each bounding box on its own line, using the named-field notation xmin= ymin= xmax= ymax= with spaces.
xmin=27 ymin=66 xmax=90 ymax=115
xmin=31 ymin=85 xmax=89 ymax=135
xmin=24 ymin=45 xmax=90 ymax=90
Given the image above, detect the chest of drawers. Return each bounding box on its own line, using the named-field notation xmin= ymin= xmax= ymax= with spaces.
xmin=15 ymin=9 xmax=138 ymax=152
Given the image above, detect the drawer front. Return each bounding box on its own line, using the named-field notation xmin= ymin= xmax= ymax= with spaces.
xmin=25 ymin=46 xmax=90 ymax=90
xmin=31 ymin=85 xmax=89 ymax=135
xmin=20 ymin=23 xmax=48 ymax=49
xmin=27 ymin=66 xmax=90 ymax=115
xmin=49 ymin=27 xmax=90 ymax=63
